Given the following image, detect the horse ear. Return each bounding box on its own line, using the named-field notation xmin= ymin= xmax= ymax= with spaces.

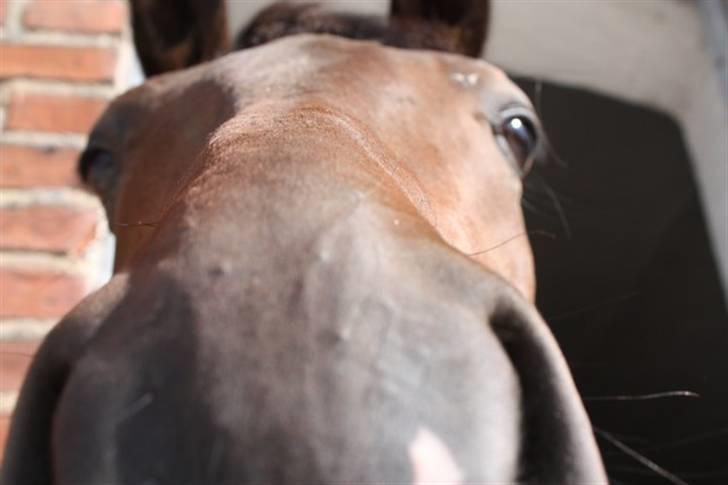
xmin=129 ymin=0 xmax=230 ymax=77
xmin=390 ymin=0 xmax=490 ymax=57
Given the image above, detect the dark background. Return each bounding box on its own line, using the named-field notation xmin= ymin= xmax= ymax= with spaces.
xmin=516 ymin=77 xmax=728 ymax=485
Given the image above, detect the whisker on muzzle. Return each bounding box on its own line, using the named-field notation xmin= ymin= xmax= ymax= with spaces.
xmin=114 ymin=220 xmax=161 ymax=228
xmin=523 ymin=172 xmax=572 ymax=240
xmin=585 ymin=391 xmax=701 ymax=402
xmin=467 ymin=229 xmax=557 ymax=257
xmin=594 ymin=427 xmax=690 ymax=485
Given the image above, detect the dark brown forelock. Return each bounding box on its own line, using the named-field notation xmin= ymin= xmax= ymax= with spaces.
xmin=235 ymin=3 xmax=463 ymax=54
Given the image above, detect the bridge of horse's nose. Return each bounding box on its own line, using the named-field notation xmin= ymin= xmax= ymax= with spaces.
xmin=486 ymin=282 xmax=607 ymax=483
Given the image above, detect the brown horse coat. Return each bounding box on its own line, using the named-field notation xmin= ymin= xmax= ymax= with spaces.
xmin=1 ymin=2 xmax=606 ymax=484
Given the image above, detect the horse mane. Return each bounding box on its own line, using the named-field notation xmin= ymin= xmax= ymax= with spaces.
xmin=235 ymin=3 xmax=470 ymax=55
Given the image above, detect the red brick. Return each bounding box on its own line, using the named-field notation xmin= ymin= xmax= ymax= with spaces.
xmin=0 ymin=341 xmax=38 ymax=392
xmin=0 ymin=269 xmax=86 ymax=319
xmin=0 ymin=206 xmax=98 ymax=255
xmin=0 ymin=145 xmax=81 ymax=188
xmin=24 ymin=0 xmax=127 ymax=34
xmin=0 ymin=45 xmax=117 ymax=82
xmin=6 ymin=93 xmax=106 ymax=133
xmin=0 ymin=415 xmax=10 ymax=463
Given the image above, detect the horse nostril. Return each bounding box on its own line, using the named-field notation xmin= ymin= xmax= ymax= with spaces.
xmin=487 ymin=287 xmax=607 ymax=484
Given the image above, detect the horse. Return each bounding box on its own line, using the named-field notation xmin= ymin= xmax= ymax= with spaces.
xmin=1 ymin=1 xmax=607 ymax=483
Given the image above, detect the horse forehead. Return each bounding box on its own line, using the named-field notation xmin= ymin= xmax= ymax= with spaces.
xmin=113 ymin=35 xmax=524 ymax=140
xmin=204 ymin=35 xmax=513 ymax=102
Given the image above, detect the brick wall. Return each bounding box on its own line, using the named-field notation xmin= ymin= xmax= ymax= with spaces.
xmin=0 ymin=0 xmax=134 ymax=458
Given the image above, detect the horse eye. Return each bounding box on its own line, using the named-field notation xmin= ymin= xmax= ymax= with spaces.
xmin=79 ymin=147 xmax=115 ymax=188
xmin=500 ymin=115 xmax=539 ymax=175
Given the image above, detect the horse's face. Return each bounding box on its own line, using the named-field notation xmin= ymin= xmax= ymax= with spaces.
xmin=89 ymin=33 xmax=537 ymax=299
xmin=2 ymin=2 xmax=607 ymax=484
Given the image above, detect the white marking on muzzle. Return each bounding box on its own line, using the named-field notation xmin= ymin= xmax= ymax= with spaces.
xmin=409 ymin=427 xmax=463 ymax=485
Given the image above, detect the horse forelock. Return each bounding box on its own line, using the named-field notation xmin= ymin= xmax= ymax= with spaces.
xmin=234 ymin=3 xmax=466 ymax=55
